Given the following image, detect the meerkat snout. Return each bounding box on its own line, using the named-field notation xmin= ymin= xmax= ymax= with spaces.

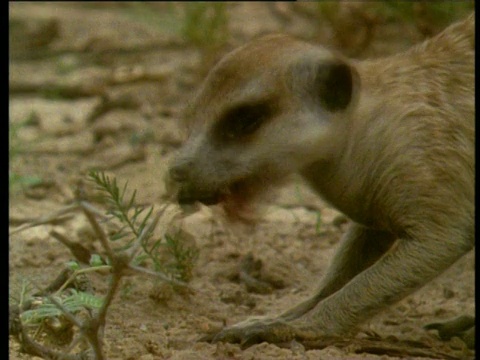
xmin=168 ymin=162 xmax=190 ymax=183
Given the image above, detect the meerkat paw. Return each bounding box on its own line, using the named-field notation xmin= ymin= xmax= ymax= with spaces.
xmin=424 ymin=315 xmax=475 ymax=349
xmin=202 ymin=316 xmax=326 ymax=348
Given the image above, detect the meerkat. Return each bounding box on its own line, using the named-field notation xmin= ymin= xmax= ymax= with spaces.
xmin=168 ymin=13 xmax=474 ymax=347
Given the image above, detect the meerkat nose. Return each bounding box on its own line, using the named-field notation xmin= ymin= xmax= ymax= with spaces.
xmin=169 ymin=163 xmax=190 ymax=182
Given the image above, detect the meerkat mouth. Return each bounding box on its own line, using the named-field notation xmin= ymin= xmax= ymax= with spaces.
xmin=176 ymin=173 xmax=271 ymax=223
xmin=176 ymin=177 xmax=258 ymax=221
xmin=176 ymin=178 xmax=251 ymax=207
xmin=177 ymin=191 xmax=221 ymax=206
xmin=220 ymin=176 xmax=271 ymax=223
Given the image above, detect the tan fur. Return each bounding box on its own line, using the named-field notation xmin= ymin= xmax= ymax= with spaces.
xmin=169 ymin=13 xmax=474 ymax=346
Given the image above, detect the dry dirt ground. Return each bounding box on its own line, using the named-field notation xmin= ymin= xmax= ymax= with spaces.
xmin=9 ymin=3 xmax=474 ymax=360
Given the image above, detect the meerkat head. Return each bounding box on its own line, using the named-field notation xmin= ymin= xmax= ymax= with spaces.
xmin=168 ymin=34 xmax=360 ymax=221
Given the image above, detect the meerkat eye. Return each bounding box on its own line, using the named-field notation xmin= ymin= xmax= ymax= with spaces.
xmin=213 ymin=101 xmax=274 ymax=141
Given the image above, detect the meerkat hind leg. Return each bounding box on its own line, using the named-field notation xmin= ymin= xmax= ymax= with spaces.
xmin=279 ymin=224 xmax=396 ymax=321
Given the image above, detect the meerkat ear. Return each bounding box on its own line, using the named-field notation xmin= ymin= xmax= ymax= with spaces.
xmin=313 ymin=61 xmax=357 ymax=112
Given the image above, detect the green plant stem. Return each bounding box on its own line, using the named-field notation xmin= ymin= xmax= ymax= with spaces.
xmin=80 ymin=201 xmax=115 ymax=261
xmin=54 ymin=266 xmax=112 ymax=295
xmin=128 ymin=265 xmax=191 ymax=290
xmin=128 ymin=206 xmax=164 ymax=262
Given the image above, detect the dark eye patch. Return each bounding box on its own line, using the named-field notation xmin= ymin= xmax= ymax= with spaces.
xmin=213 ymin=99 xmax=276 ymax=142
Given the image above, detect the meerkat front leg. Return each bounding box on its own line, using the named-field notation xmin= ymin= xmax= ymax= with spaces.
xmin=201 ymin=223 xmax=393 ymax=344
xmin=279 ymin=224 xmax=395 ymax=321
xmin=212 ymin=225 xmax=471 ymax=346
xmin=207 ymin=224 xmax=395 ymax=346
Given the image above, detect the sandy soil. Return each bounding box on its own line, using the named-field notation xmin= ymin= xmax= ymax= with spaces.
xmin=9 ymin=3 xmax=474 ymax=360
